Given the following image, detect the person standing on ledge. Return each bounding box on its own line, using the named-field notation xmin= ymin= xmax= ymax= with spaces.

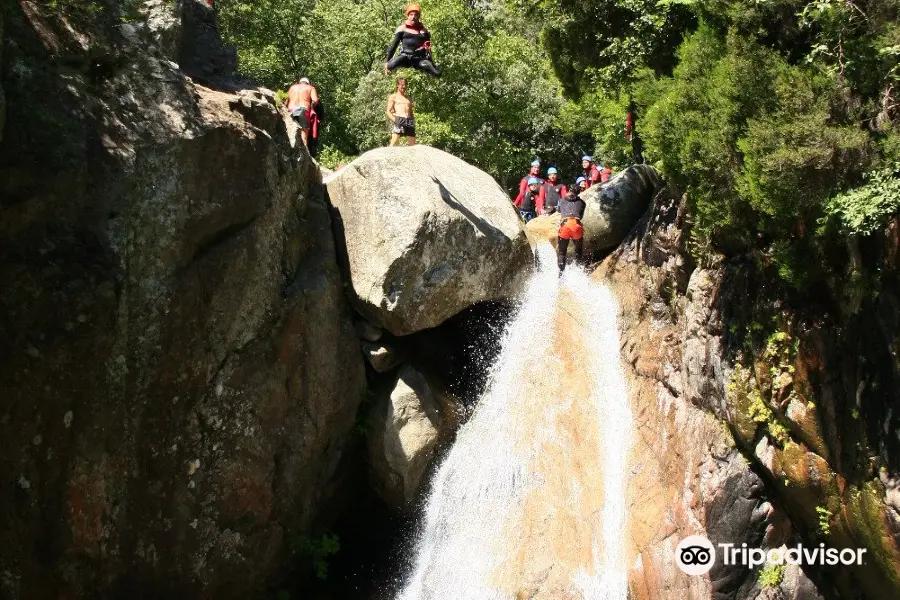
xmin=284 ymin=77 xmax=319 ymax=148
xmin=538 ymin=167 xmax=566 ymax=215
xmin=517 ymin=177 xmax=541 ymax=223
xmin=556 ymin=185 xmax=587 ymax=273
xmin=384 ymin=3 xmax=442 ymax=77
xmin=387 ymin=78 xmax=416 ymax=146
xmin=514 ymin=160 xmax=544 ymax=206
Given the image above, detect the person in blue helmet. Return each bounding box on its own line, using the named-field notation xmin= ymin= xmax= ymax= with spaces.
xmin=575 ymin=176 xmax=588 ymax=193
xmin=517 ymin=177 xmax=541 ymax=222
xmin=581 ymin=155 xmax=602 ymax=188
xmin=538 ymin=167 xmax=567 ymax=215
xmin=514 ymin=159 xmax=544 ymax=206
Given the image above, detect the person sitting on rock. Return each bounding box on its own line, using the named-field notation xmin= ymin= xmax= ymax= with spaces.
xmin=284 ymin=76 xmax=319 ymax=148
xmin=538 ymin=167 xmax=566 ymax=215
xmin=581 ymin=155 xmax=602 ymax=188
xmin=517 ymin=177 xmax=541 ymax=223
xmin=600 ymin=166 xmax=612 ymax=183
xmin=514 ymin=160 xmax=544 ymax=206
xmin=384 ymin=3 xmax=442 ymax=77
xmin=386 ymin=78 xmax=415 ymax=146
xmin=557 ymin=185 xmax=587 ymax=272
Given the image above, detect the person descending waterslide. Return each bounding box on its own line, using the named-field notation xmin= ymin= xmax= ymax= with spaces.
xmin=384 ymin=4 xmax=442 ymax=77
xmin=556 ymin=185 xmax=586 ymax=272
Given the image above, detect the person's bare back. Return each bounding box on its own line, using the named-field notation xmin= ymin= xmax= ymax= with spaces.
xmin=287 ymin=81 xmax=318 ymax=111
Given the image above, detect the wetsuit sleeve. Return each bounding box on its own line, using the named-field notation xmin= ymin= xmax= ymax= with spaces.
xmin=590 ymin=167 xmax=601 ymax=184
xmin=560 ymin=185 xmax=568 ymax=197
xmin=386 ymin=30 xmax=403 ymax=60
xmin=536 ymin=185 xmax=546 ymax=214
xmin=513 ymin=177 xmax=527 ymax=207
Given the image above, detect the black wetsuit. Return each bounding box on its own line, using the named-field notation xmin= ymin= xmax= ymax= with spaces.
xmin=519 ymin=189 xmax=539 ymax=222
xmin=540 ymin=182 xmax=565 ymax=214
xmin=386 ymin=22 xmax=442 ymax=77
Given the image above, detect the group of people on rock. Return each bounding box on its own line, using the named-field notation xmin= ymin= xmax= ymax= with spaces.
xmin=283 ymin=4 xmax=600 ymax=273
xmin=512 ymin=157 xmax=612 ymax=272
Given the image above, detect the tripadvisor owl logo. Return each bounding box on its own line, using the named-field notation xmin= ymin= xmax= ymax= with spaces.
xmin=675 ymin=534 xmax=868 ymax=577
xmin=676 ymin=535 xmax=716 ymax=576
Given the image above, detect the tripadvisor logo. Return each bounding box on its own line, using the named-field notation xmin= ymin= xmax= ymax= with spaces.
xmin=676 ymin=535 xmax=868 ymax=576
xmin=676 ymin=535 xmax=716 ymax=576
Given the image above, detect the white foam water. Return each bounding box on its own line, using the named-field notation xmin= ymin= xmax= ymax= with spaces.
xmin=398 ymin=245 xmax=633 ymax=600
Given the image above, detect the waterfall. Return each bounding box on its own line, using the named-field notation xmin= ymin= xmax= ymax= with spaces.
xmin=397 ymin=245 xmax=633 ymax=600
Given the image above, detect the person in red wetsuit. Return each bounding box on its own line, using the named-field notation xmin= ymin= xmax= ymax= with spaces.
xmin=514 ymin=160 xmax=544 ymax=206
xmin=538 ymin=167 xmax=567 ymax=215
xmin=557 ymin=185 xmax=587 ymax=272
xmin=384 ymin=3 xmax=442 ymax=77
xmin=600 ymin=166 xmax=612 ymax=182
xmin=581 ymin=155 xmax=602 ymax=188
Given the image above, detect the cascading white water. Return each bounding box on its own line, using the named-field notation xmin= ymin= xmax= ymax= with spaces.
xmin=398 ymin=245 xmax=633 ymax=600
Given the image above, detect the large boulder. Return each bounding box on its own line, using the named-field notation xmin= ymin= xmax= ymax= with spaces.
xmin=367 ymin=365 xmax=459 ymax=511
xmin=526 ymin=164 xmax=662 ymax=256
xmin=325 ymin=145 xmax=532 ymax=336
xmin=0 ymin=2 xmax=363 ymax=597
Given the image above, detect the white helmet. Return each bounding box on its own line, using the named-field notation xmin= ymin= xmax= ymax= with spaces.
xmin=299 ymin=77 xmax=310 ymax=84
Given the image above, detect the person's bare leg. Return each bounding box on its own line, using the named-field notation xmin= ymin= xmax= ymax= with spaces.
xmin=390 ymin=133 xmax=400 ymax=146
xmin=408 ymin=135 xmax=416 ymax=146
xmin=300 ymin=129 xmax=309 ymax=146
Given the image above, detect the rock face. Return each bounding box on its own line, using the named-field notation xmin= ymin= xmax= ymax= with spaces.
xmin=526 ymin=164 xmax=662 ymax=256
xmin=367 ymin=365 xmax=459 ymax=511
xmin=599 ymin=189 xmax=900 ymax=599
xmin=0 ymin=2 xmax=364 ymax=597
xmin=597 ymin=200 xmax=776 ymax=600
xmin=325 ymin=145 xmax=532 ymax=336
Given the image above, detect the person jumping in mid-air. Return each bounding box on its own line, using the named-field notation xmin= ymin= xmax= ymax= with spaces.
xmin=557 ymin=185 xmax=587 ymax=273
xmin=384 ymin=3 xmax=442 ymax=77
xmin=387 ymin=78 xmax=416 ymax=146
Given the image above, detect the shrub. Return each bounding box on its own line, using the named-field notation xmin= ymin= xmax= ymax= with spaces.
xmin=759 ymin=563 xmax=785 ymax=588
xmin=821 ymin=163 xmax=900 ymax=237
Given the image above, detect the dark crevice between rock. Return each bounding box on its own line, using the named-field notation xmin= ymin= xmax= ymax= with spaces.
xmin=401 ymin=301 xmax=514 ymax=410
xmin=276 ymin=432 xmax=408 ymax=600
xmin=287 ymin=300 xmax=515 ymax=599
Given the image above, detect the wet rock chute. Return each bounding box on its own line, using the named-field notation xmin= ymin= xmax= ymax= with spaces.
xmin=398 ymin=246 xmax=633 ymax=599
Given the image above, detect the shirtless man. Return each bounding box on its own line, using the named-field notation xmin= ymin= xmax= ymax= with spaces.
xmin=284 ymin=77 xmax=319 ymax=147
xmin=386 ymin=78 xmax=415 ymax=146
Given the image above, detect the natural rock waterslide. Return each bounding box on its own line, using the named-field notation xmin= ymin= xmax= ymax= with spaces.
xmin=399 ymin=246 xmax=633 ymax=600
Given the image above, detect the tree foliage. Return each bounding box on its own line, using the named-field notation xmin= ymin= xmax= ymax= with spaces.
xmin=216 ymin=0 xmax=900 ymax=288
xmin=216 ymin=0 xmax=591 ymax=184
